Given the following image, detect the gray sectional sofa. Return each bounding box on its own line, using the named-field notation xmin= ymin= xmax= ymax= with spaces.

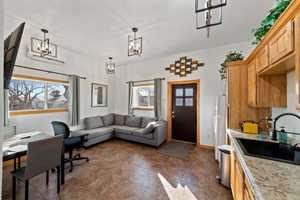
xmin=72 ymin=113 xmax=167 ymax=148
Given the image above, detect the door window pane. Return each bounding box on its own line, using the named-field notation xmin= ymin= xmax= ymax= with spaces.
xmin=175 ymin=98 xmax=183 ymax=106
xmin=185 ymin=98 xmax=193 ymax=106
xmin=47 ymin=83 xmax=69 ymax=109
xmin=176 ymin=88 xmax=183 ymax=97
xmin=9 ymin=79 xmax=45 ymax=110
xmin=185 ymin=88 xmax=194 ymax=96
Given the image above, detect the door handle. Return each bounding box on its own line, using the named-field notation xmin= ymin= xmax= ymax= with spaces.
xmin=172 ymin=111 xmax=175 ymax=118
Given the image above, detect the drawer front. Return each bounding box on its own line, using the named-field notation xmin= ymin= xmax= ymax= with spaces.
xmin=269 ymin=20 xmax=294 ymax=64
xmin=256 ymin=45 xmax=269 ymax=73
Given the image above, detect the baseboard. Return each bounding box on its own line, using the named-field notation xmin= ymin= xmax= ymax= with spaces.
xmin=196 ymin=144 xmax=215 ymax=150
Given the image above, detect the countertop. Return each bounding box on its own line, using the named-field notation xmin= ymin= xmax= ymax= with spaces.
xmin=227 ymin=129 xmax=300 ymax=200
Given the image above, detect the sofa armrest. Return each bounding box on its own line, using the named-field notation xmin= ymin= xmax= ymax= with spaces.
xmin=153 ymin=120 xmax=167 ymax=147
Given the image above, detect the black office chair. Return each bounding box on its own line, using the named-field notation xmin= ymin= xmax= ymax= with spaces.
xmin=51 ymin=121 xmax=89 ymax=172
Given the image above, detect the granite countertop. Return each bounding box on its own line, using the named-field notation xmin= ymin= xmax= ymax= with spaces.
xmin=227 ymin=129 xmax=300 ymax=200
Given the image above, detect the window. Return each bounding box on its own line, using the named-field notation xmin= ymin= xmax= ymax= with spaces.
xmin=9 ymin=74 xmax=69 ymax=115
xmin=132 ymin=84 xmax=154 ymax=110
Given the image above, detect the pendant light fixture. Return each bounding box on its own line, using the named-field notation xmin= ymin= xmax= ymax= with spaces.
xmin=128 ymin=27 xmax=142 ymax=56
xmin=105 ymin=57 xmax=116 ymax=74
xmin=195 ymin=0 xmax=227 ymax=38
xmin=37 ymin=29 xmax=52 ymax=56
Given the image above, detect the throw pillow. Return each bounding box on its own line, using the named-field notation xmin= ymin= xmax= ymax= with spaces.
xmin=142 ymin=121 xmax=159 ymax=134
xmin=141 ymin=117 xmax=158 ymax=128
xmin=115 ymin=114 xmax=126 ymax=126
xmin=125 ymin=116 xmax=142 ymax=128
xmin=102 ymin=114 xmax=114 ymax=126
xmin=84 ymin=116 xmax=104 ymax=130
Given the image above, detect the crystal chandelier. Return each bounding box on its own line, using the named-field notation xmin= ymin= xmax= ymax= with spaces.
xmin=195 ymin=0 xmax=227 ymax=37
xmin=105 ymin=57 xmax=116 ymax=74
xmin=128 ymin=27 xmax=142 ymax=56
xmin=37 ymin=29 xmax=52 ymax=56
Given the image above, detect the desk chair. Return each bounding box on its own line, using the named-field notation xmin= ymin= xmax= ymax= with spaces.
xmin=51 ymin=121 xmax=89 ymax=172
xmin=11 ymin=136 xmax=63 ymax=200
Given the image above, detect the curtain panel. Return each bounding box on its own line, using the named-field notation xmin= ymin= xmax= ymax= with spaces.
xmin=69 ymin=75 xmax=80 ymax=126
xmin=154 ymin=78 xmax=162 ymax=119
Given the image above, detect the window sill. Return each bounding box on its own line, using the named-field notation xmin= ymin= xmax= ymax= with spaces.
xmin=10 ymin=109 xmax=68 ymax=116
xmin=132 ymin=107 xmax=154 ymax=111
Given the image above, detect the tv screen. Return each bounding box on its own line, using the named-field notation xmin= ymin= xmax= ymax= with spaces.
xmin=4 ymin=22 xmax=25 ymax=89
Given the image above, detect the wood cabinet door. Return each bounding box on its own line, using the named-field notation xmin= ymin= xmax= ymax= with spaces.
xmin=256 ymin=45 xmax=269 ymax=73
xmin=230 ymin=151 xmax=236 ymax=199
xmin=235 ymin=161 xmax=244 ymax=200
xmin=248 ymin=59 xmax=257 ymax=106
xmin=295 ymin=15 xmax=300 ymax=108
xmin=245 ymin=178 xmax=255 ymax=200
xmin=269 ymin=20 xmax=294 ymax=64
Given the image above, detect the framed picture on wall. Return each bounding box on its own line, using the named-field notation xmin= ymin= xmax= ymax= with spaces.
xmin=91 ymin=83 xmax=108 ymax=107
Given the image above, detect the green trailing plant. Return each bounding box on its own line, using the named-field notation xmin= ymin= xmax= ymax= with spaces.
xmin=219 ymin=51 xmax=244 ymax=80
xmin=252 ymin=0 xmax=292 ymax=45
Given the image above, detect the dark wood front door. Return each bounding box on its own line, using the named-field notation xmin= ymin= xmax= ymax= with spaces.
xmin=172 ymin=84 xmax=197 ymax=143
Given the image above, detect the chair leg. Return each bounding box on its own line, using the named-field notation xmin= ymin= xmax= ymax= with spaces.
xmin=12 ymin=176 xmax=16 ymax=200
xmin=46 ymin=171 xmax=49 ymax=185
xmin=56 ymin=166 xmax=61 ymax=194
xmin=69 ymin=151 xmax=73 ymax=172
xmin=25 ymin=180 xmax=29 ymax=200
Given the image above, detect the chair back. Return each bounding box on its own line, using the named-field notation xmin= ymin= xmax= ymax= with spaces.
xmin=25 ymin=136 xmax=63 ymax=179
xmin=51 ymin=121 xmax=71 ymax=138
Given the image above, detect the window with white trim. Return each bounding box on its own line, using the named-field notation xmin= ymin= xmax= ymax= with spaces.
xmin=9 ymin=75 xmax=69 ymax=113
xmin=132 ymin=84 xmax=154 ymax=109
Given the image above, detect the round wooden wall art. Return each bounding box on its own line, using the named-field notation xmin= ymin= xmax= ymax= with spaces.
xmin=165 ymin=56 xmax=204 ymax=77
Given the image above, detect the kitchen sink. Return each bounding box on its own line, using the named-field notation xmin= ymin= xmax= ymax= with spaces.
xmin=236 ymin=138 xmax=299 ymax=165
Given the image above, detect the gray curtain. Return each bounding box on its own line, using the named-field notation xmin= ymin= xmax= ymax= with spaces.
xmin=128 ymin=81 xmax=134 ymax=115
xmin=4 ymin=89 xmax=9 ymax=126
xmin=69 ymin=75 xmax=80 ymax=126
xmin=154 ymin=78 xmax=162 ymax=119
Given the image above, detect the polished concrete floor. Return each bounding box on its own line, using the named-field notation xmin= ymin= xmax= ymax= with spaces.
xmin=2 ymin=139 xmax=233 ymax=200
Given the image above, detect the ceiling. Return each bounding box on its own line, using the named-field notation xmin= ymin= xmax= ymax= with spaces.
xmin=4 ymin=0 xmax=274 ymax=65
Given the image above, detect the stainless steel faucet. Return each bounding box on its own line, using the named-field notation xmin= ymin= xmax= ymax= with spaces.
xmin=272 ymin=113 xmax=300 ymax=141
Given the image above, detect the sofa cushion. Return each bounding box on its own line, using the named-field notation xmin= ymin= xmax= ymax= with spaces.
xmin=141 ymin=117 xmax=158 ymax=128
xmin=102 ymin=114 xmax=114 ymax=126
xmin=114 ymin=114 xmax=126 ymax=126
xmin=114 ymin=126 xmax=139 ymax=135
xmin=132 ymin=130 xmax=154 ymax=139
xmin=125 ymin=116 xmax=142 ymax=128
xmin=73 ymin=127 xmax=114 ymax=140
xmin=84 ymin=116 xmax=104 ymax=130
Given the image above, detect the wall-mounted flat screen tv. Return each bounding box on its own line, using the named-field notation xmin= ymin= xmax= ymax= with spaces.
xmin=4 ymin=22 xmax=25 ymax=89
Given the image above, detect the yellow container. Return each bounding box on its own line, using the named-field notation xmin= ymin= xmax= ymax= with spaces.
xmin=241 ymin=122 xmax=258 ymax=134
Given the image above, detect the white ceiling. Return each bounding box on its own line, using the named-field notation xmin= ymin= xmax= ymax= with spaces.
xmin=4 ymin=0 xmax=274 ymax=65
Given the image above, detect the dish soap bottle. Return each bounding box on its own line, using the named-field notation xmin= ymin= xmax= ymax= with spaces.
xmin=279 ymin=126 xmax=288 ymax=144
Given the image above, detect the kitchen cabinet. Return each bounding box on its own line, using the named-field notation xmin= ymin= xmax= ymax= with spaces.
xmin=230 ymin=150 xmax=255 ymax=200
xmin=227 ymin=61 xmax=270 ymax=129
xmin=256 ymin=45 xmax=269 ymax=73
xmin=244 ymin=0 xmax=300 ymax=110
xmin=247 ymin=58 xmax=287 ymax=108
xmin=269 ymin=20 xmax=294 ymax=64
xmin=247 ymin=59 xmax=257 ymax=106
xmin=295 ymin=15 xmax=300 ymax=108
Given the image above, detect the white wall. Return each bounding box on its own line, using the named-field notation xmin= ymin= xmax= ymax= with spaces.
xmin=272 ymin=72 xmax=300 ymax=133
xmin=5 ymin=19 xmax=114 ymax=135
xmin=0 ymin=0 xmax=4 ymax=197
xmin=112 ymin=42 xmax=251 ymax=146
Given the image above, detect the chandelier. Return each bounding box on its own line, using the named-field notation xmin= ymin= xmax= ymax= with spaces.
xmin=31 ymin=28 xmax=57 ymax=58
xmin=105 ymin=57 xmax=116 ymax=74
xmin=37 ymin=29 xmax=52 ymax=56
xmin=128 ymin=27 xmax=142 ymax=56
xmin=195 ymin=0 xmax=227 ymax=37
